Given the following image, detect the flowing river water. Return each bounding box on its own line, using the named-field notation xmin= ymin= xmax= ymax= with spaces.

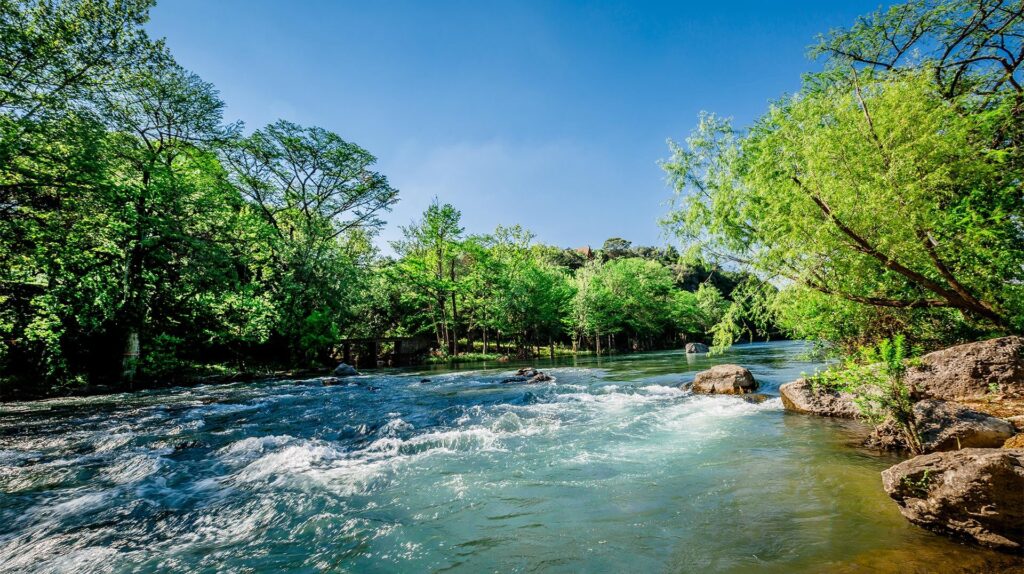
xmin=1 ymin=341 xmax=1021 ymax=573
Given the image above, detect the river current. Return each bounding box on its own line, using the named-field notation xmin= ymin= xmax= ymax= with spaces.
xmin=1 ymin=341 xmax=1020 ymax=573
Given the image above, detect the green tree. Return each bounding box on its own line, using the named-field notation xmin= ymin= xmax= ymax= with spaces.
xmin=664 ymin=72 xmax=1023 ymax=347
xmin=224 ymin=120 xmax=396 ymax=363
xmin=99 ymin=54 xmax=232 ymax=383
xmin=392 ymin=200 xmax=464 ymax=355
xmin=601 ymin=237 xmax=632 ymax=260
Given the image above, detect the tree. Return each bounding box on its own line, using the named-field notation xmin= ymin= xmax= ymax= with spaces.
xmin=663 ymin=71 xmax=1023 ymax=347
xmin=392 ymin=200 xmax=464 ymax=354
xmin=695 ymin=283 xmax=728 ymax=335
xmin=601 ymin=237 xmax=632 ymax=260
xmin=670 ymin=290 xmax=702 ymax=338
xmin=1 ymin=0 xmax=159 ymax=391
xmin=812 ymin=0 xmax=1023 ymax=102
xmin=98 ymin=53 xmax=232 ymax=383
xmin=571 ymin=258 xmax=679 ymax=353
xmin=225 ymin=120 xmax=397 ymax=363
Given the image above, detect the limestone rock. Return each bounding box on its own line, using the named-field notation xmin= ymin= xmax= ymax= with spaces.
xmin=906 ymin=336 xmax=1024 ymax=400
xmin=779 ymin=378 xmax=859 ymax=418
xmin=692 ymin=364 xmax=757 ymax=395
xmin=867 ymin=400 xmax=1015 ymax=453
xmin=881 ymin=448 xmax=1024 ymax=552
xmin=915 ymin=399 xmax=1016 ymax=452
xmin=685 ymin=342 xmax=709 ymax=354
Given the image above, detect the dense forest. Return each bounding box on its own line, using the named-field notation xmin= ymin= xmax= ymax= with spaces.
xmin=0 ymin=0 xmax=767 ymax=398
xmin=2 ymin=0 xmax=1021 ymax=400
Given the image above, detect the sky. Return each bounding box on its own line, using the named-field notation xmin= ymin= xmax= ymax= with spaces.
xmin=147 ymin=0 xmax=884 ymax=253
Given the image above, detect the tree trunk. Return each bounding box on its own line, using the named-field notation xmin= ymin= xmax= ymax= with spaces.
xmin=120 ymin=174 xmax=148 ymax=387
xmin=449 ymin=261 xmax=458 ymax=356
xmin=121 ymin=330 xmax=139 ymax=387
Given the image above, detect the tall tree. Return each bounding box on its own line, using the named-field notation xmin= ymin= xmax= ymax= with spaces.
xmin=664 ymin=32 xmax=1024 ymax=347
xmin=97 ymin=53 xmax=231 ymax=383
xmin=225 ymin=120 xmax=397 ymax=362
xmin=392 ymin=200 xmax=464 ymax=354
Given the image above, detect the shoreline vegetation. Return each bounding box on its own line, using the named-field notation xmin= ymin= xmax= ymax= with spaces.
xmin=0 ymin=0 xmax=776 ymax=401
xmin=1 ymin=0 xmax=1023 ymax=563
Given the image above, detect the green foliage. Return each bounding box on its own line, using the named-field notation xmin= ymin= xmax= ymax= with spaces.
xmin=811 ymin=335 xmax=924 ymax=454
xmin=298 ymin=311 xmax=341 ymax=364
xmin=662 ymin=0 xmax=1024 ymax=350
xmin=0 ymin=0 xmax=397 ymax=395
xmin=901 ymin=469 xmax=934 ymax=499
xmin=571 ymin=257 xmax=697 ymax=352
xmin=138 ymin=333 xmax=185 ymax=380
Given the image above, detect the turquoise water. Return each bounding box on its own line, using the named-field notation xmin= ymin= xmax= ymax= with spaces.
xmin=1 ymin=341 xmax=1020 ymax=573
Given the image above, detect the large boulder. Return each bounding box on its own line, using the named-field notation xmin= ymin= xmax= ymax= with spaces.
xmin=685 ymin=342 xmax=709 ymax=354
xmin=692 ymin=364 xmax=757 ymax=395
xmin=906 ymin=336 xmax=1024 ymax=400
xmin=867 ymin=399 xmax=1016 ymax=453
xmin=881 ymin=448 xmax=1024 ymax=552
xmin=779 ymin=378 xmax=859 ymax=418
xmin=332 ymin=363 xmax=360 ymax=377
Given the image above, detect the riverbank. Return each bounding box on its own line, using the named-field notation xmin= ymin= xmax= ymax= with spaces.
xmin=774 ymin=336 xmax=1024 ymax=554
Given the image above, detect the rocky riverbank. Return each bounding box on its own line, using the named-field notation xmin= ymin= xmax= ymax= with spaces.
xmin=778 ymin=336 xmax=1024 ymax=553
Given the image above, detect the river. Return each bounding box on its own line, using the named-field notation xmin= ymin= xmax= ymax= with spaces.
xmin=1 ymin=341 xmax=1020 ymax=573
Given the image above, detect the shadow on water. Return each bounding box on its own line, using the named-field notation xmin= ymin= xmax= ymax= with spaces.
xmin=0 ymin=341 xmax=1021 ymax=573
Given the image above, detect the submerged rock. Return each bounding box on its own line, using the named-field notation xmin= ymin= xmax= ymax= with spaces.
xmin=527 ymin=372 xmax=553 ymax=383
xmin=691 ymin=364 xmax=757 ymax=395
xmin=332 ymin=363 xmax=360 ymax=377
xmin=881 ymin=448 xmax=1024 ymax=552
xmin=1007 ymin=415 xmax=1024 ymax=431
xmin=501 ymin=369 xmax=554 ymax=384
xmin=685 ymin=342 xmax=709 ymax=354
xmin=779 ymin=378 xmax=858 ymax=418
xmin=906 ymin=336 xmax=1024 ymax=400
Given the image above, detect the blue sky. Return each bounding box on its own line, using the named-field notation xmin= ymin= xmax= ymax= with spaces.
xmin=147 ymin=0 xmax=883 ymax=252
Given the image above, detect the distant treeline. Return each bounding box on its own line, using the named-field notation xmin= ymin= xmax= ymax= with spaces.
xmin=0 ymin=0 xmax=772 ymax=398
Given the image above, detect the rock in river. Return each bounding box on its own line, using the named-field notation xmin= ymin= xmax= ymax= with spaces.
xmin=501 ymin=369 xmax=554 ymax=384
xmin=881 ymin=448 xmax=1024 ymax=552
xmin=685 ymin=342 xmax=709 ymax=354
xmin=691 ymin=364 xmax=757 ymax=395
xmin=779 ymin=378 xmax=859 ymax=418
xmin=332 ymin=363 xmax=360 ymax=377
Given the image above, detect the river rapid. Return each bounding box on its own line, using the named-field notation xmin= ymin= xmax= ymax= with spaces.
xmin=1 ymin=341 xmax=1020 ymax=573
